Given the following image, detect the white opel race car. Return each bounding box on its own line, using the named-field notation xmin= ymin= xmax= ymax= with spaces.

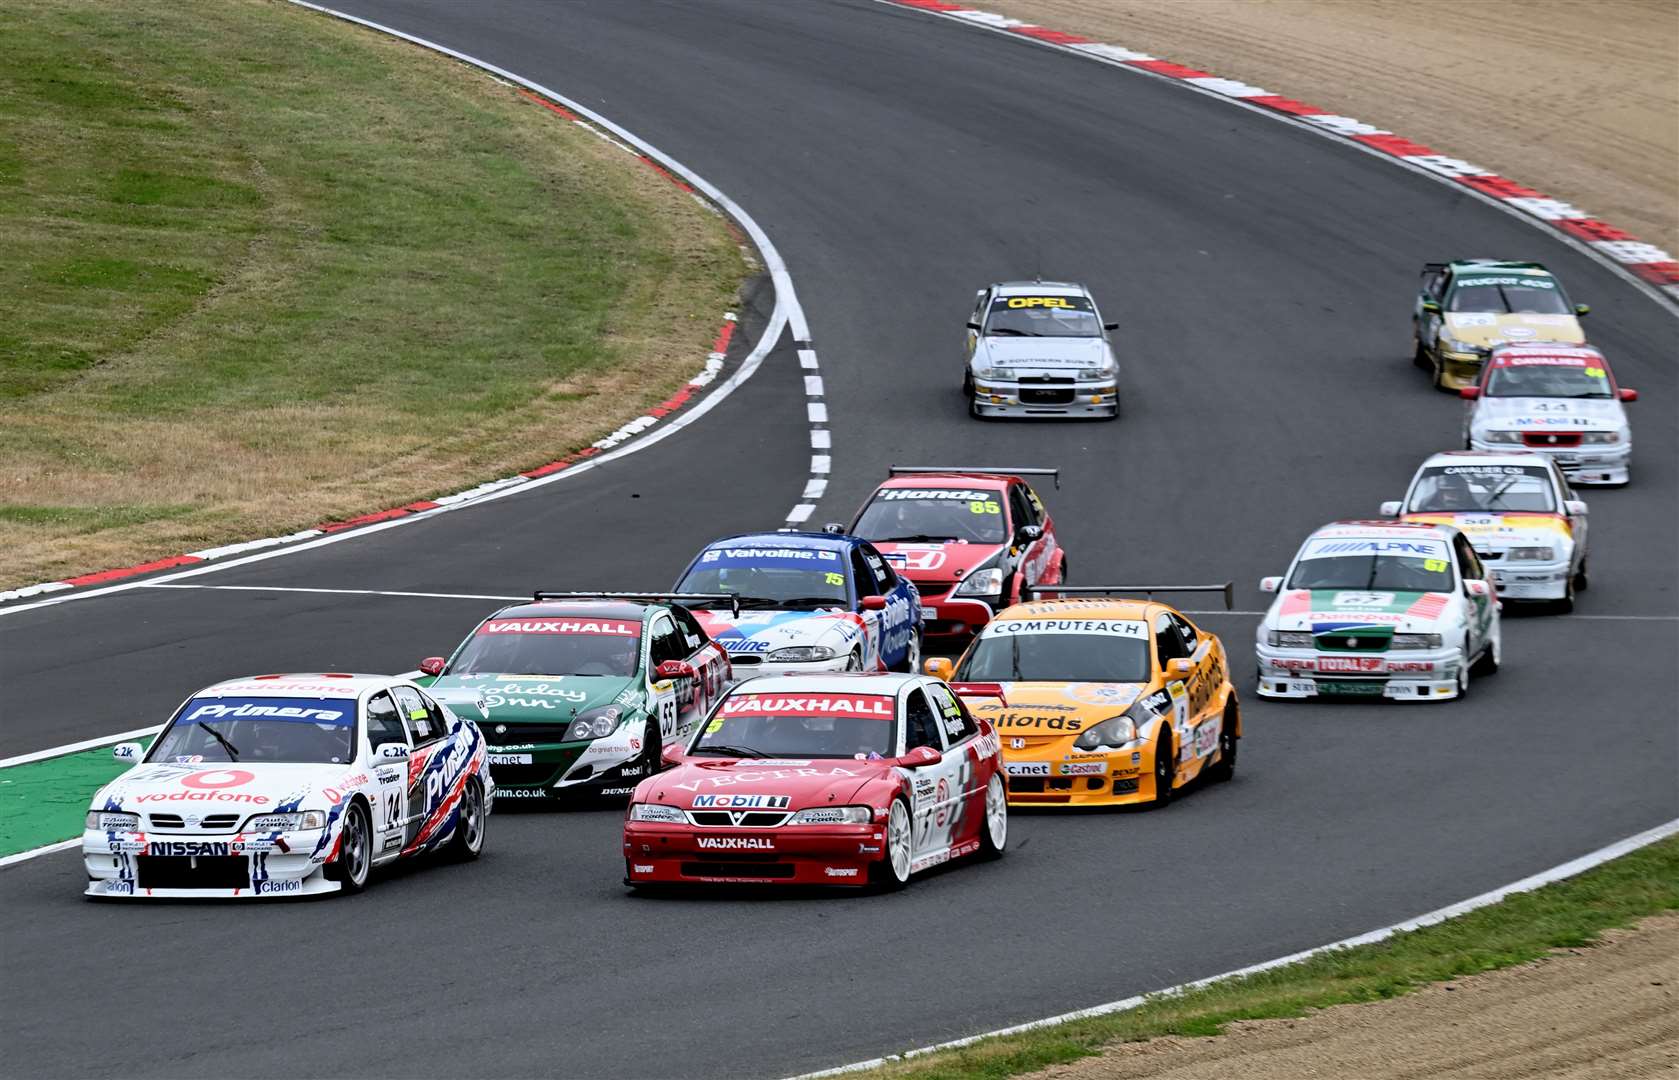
xmin=1256 ymin=520 xmax=1501 ymax=702
xmin=1382 ymin=450 xmax=1589 ymax=611
xmin=84 ymin=673 xmax=491 ymax=899
xmin=963 ymin=280 xmax=1120 ymax=419
xmin=1461 ymin=342 xmax=1638 ymax=486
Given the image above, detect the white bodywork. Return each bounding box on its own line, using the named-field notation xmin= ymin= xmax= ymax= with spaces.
xmin=1465 ymin=344 xmax=1632 ymax=485
xmin=965 ymin=281 xmax=1119 ymax=418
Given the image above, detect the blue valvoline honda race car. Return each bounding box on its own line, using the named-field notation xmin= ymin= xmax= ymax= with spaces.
xmin=672 ymin=532 xmax=924 ymax=676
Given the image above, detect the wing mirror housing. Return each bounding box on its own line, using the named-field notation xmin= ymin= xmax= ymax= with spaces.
xmin=898 ymin=745 xmax=943 ymax=769
xmin=1259 ymin=576 xmax=1282 ymax=593
xmin=1165 ymin=658 xmax=1194 ymax=678
xmin=1102 ymin=321 xmax=1119 ymax=331
xmin=923 ymin=657 xmax=955 ymax=680
xmin=860 ymin=595 xmax=887 ymax=611
xmin=418 ymin=656 xmax=446 ymax=677
xmin=1014 ymin=524 xmax=1043 ymax=544
xmin=375 ymin=742 xmax=410 ymax=762
xmin=1420 ymin=299 xmax=1441 ymax=314
xmin=1619 ymin=387 xmax=1638 ymax=402
xmin=1565 ymin=499 xmax=1588 ymax=516
xmin=1575 ymin=303 xmax=1590 ymax=317
xmin=821 ymin=522 xmax=845 ymax=535
xmin=965 ymin=321 xmax=982 ymax=332
xmin=1459 ymin=386 xmax=1480 ymax=400
xmin=1464 ymin=579 xmax=1492 ymax=598
xmin=112 ymin=742 xmax=143 ymax=763
xmin=655 ymin=660 xmax=697 ymax=680
xmin=661 ymin=744 xmax=685 ymax=767
xmin=1380 ymin=500 xmax=1403 ymax=516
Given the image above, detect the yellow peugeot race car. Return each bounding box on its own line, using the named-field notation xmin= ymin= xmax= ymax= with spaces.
xmin=1413 ymin=259 xmax=1589 ymax=392
xmin=924 ymin=585 xmax=1239 ymax=807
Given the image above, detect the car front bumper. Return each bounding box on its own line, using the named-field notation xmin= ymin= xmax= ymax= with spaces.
xmin=485 ymin=739 xmax=646 ymax=802
xmin=1469 ymin=438 xmax=1629 ymax=485
xmin=1255 ymin=644 xmax=1465 ymax=701
xmin=84 ymin=828 xmax=336 ymax=898
xmin=623 ymin=821 xmax=886 ymax=886
xmin=1485 ymin=559 xmax=1572 ymax=600
xmin=1002 ymin=749 xmax=1152 ymax=805
xmin=971 ymin=378 xmax=1117 ymax=418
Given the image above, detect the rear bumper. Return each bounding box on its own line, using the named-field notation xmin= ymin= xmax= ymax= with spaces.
xmin=1255 ymin=644 xmax=1464 ymax=701
xmin=623 ymin=822 xmax=885 ymax=886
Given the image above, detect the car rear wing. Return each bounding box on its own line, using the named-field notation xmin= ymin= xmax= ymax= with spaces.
xmin=888 ymin=465 xmax=1060 ymax=489
xmin=1022 ymin=583 xmax=1235 ymax=610
xmin=531 ymin=591 xmax=741 ymax=617
xmin=1422 ymin=261 xmax=1449 ymax=275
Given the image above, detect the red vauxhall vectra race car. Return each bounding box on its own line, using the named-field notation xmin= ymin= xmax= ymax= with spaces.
xmin=622 ymin=672 xmax=1007 ymax=890
xmin=833 ymin=466 xmax=1066 ymax=653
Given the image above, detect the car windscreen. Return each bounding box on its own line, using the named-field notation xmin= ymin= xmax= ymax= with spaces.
xmin=676 ymin=546 xmax=849 ymax=607
xmin=152 ymin=696 xmax=357 ymax=765
xmin=1288 ymin=554 xmax=1455 ymax=592
xmin=692 ymin=692 xmax=897 ymax=759
xmin=448 ymin=616 xmax=642 ymax=677
xmin=1486 ymin=358 xmax=1612 ymax=398
xmin=853 ymin=488 xmax=1006 ymax=543
xmin=956 ymin=618 xmax=1151 ymax=682
xmin=1407 ymin=464 xmax=1556 ymax=513
xmin=984 ymin=294 xmax=1102 ymax=338
xmin=1446 ymin=276 xmax=1570 ymax=315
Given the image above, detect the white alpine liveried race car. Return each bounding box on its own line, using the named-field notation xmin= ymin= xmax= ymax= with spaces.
xmin=1461 ymin=342 xmax=1639 ymax=486
xmin=1256 ymin=520 xmax=1501 ymax=701
xmin=83 ymin=673 xmax=492 ymax=899
xmin=1382 ymin=450 xmax=1590 ymax=610
xmin=963 ymin=280 xmax=1120 ymax=418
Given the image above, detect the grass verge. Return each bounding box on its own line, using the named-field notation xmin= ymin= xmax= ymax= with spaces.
xmin=0 ymin=0 xmax=748 ymax=586
xmin=0 ymin=737 xmax=155 ymax=857
xmin=853 ymin=835 xmax=1679 ymax=1080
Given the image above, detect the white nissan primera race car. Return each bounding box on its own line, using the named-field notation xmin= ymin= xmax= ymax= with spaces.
xmin=84 ymin=673 xmax=492 ymax=899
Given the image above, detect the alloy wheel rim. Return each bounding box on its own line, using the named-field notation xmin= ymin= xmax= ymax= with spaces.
xmin=346 ymin=811 xmax=368 ymax=882
xmin=463 ymin=785 xmax=484 ymax=850
xmin=986 ymin=775 xmax=1006 ymax=848
xmin=888 ymin=803 xmax=911 ymax=881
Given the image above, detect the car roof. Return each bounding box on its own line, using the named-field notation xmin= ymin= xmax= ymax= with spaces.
xmin=1316 ymin=520 xmax=1459 ymax=541
xmin=991 ymin=280 xmax=1088 ymax=296
xmin=724 ymin=672 xmax=923 ymax=697
xmin=991 ymin=597 xmax=1158 ymax=622
xmin=705 ymin=531 xmax=859 ymax=553
xmin=1448 ymin=259 xmax=1553 ymax=276
xmin=876 ymin=473 xmax=1012 ymax=492
xmin=199 ymin=673 xmax=393 ymax=699
xmin=490 ymin=599 xmax=653 ymax=621
xmin=1418 ymin=449 xmax=1551 ymax=469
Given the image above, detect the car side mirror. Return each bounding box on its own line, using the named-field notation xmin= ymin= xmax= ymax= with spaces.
xmin=375 ymin=742 xmax=410 ymax=762
xmin=1259 ymin=576 xmax=1282 ymax=593
xmin=1165 ymin=658 xmax=1193 ymax=678
xmin=1102 ymin=321 xmax=1119 ymax=331
xmin=899 ymin=745 xmax=943 ymax=769
xmin=418 ymin=656 xmax=446 ymax=677
xmin=860 ymin=595 xmax=887 ymax=611
xmin=1421 ymin=299 xmax=1441 ymax=314
xmin=1575 ymin=303 xmax=1590 ymax=317
xmin=1380 ymin=500 xmax=1402 ymax=516
xmin=965 ymin=321 xmax=982 ymax=332
xmin=1464 ymin=580 xmax=1491 ymax=598
xmin=923 ymin=657 xmax=955 ymax=680
xmin=821 ymin=522 xmax=845 ymax=535
xmin=1619 ymin=388 xmax=1638 ymax=402
xmin=661 ymin=744 xmax=685 ymax=768
xmin=1014 ymin=524 xmax=1043 ymax=544
xmin=655 ymin=660 xmax=697 ymax=680
xmin=1459 ymin=386 xmax=1480 ymax=400
xmin=112 ymin=742 xmax=143 ymax=763
xmin=1565 ymin=500 xmax=1588 ymax=516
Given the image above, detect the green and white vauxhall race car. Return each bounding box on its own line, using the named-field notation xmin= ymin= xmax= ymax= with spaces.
xmin=417 ymin=594 xmax=733 ymax=803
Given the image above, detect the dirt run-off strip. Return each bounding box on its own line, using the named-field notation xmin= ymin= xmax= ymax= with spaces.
xmin=0 ymin=0 xmax=749 ymax=588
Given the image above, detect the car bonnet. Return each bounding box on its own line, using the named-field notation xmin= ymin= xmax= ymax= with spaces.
xmin=975 ymin=335 xmax=1110 ymax=371
xmin=692 ymin=608 xmax=865 ymax=655
xmin=1473 ymin=396 xmax=1626 ymax=432
xmin=1269 ymin=588 xmax=1458 ymax=634
xmin=642 ymin=758 xmax=881 ymax=811
xmin=96 ymin=760 xmax=354 ymax=814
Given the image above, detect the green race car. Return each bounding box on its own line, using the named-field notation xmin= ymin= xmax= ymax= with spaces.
xmin=415 ymin=593 xmax=733 ymax=803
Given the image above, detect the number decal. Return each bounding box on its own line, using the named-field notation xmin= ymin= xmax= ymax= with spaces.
xmin=824 ymin=572 xmax=844 ymax=586
xmin=968 ymin=500 xmax=1001 ymax=515
xmin=659 ymin=697 xmax=678 ymax=739
xmin=381 ymin=790 xmax=402 ymax=830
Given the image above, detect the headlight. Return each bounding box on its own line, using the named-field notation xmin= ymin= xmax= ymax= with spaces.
xmin=1390 ymin=633 xmax=1443 ymax=650
xmin=1072 ymin=714 xmax=1140 ymax=751
xmin=767 ymin=645 xmax=838 ymax=662
xmin=1264 ymin=629 xmax=1314 ymax=648
xmin=789 ymin=805 xmax=872 ymax=825
xmin=566 ymin=705 xmax=623 ymax=741
xmin=1581 ymin=431 xmax=1621 ymax=444
xmin=86 ymin=811 xmax=139 ymax=831
xmin=1481 ymin=430 xmax=1523 ymax=444
xmin=628 ymin=803 xmax=685 ymax=823
xmin=1506 ymin=546 xmax=1555 ymax=561
xmin=1075 ymin=364 xmax=1117 ymax=383
xmin=954 ymin=567 xmax=1004 ymax=597
xmin=974 ymin=366 xmax=1016 ymax=381
xmin=1442 ymin=337 xmax=1486 ymax=356
xmin=245 ymin=810 xmax=327 ymax=831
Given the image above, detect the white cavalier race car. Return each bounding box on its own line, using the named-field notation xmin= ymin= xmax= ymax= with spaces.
xmin=963 ymin=280 xmax=1120 ymax=419
xmin=1382 ymin=450 xmax=1589 ymax=611
xmin=1256 ymin=520 xmax=1501 ymax=702
xmin=1461 ymin=342 xmax=1639 ymax=486
xmin=84 ymin=673 xmax=492 ymax=899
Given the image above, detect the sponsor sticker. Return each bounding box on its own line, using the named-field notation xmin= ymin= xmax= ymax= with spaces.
xmin=489 ymin=753 xmax=533 ymax=766
xmin=692 ymin=793 xmax=792 ymax=809
xmin=1060 ymin=761 xmax=1104 ymax=776
xmin=254 ymin=879 xmax=303 ymax=895
xmin=696 ymin=836 xmax=775 ymax=851
xmin=1005 ymin=761 xmax=1051 ymax=777
xmin=720 ymin=694 xmax=894 ymax=719
xmin=477 ymin=619 xmax=638 ymax=636
xmin=824 ymin=867 xmax=860 ymax=878
xmin=986 ymin=618 xmax=1147 ymax=638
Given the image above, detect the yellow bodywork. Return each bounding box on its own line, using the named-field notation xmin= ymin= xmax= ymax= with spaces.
xmin=950 ymin=598 xmax=1239 ymax=807
xmin=1432 ymin=312 xmax=1585 ymax=390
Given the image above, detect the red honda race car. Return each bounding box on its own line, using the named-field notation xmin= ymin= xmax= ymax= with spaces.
xmin=832 ymin=466 xmax=1067 ymax=653
xmin=622 ymin=672 xmax=1007 ymax=890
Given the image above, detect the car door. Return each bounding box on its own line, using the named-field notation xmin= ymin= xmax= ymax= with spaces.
xmin=362 ymin=690 xmax=412 ymax=858
xmin=966 ymin=287 xmax=990 ymax=359
xmin=391 ymin=684 xmax=449 ymax=849
xmin=670 ymin=605 xmax=729 ymax=731
xmin=1008 ymin=482 xmax=1054 ymax=592
xmin=645 ymin=614 xmax=688 ymax=743
xmin=926 ymin=682 xmax=985 ymax=848
xmin=902 ymin=686 xmax=967 ymax=864
xmin=1553 ymin=463 xmax=1587 ymax=557
xmin=1417 ymin=267 xmax=1447 ymax=348
xmin=859 ymin=542 xmax=917 ymax=669
xmin=1451 ymin=533 xmax=1494 ymax=653
xmin=1153 ymin=613 xmax=1199 ymax=770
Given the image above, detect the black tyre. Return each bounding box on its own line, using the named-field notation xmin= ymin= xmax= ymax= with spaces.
xmin=977 ymin=772 xmax=1008 ymax=859
xmin=442 ymin=778 xmax=486 ymax=862
xmin=1413 ymin=341 xmax=1430 ymax=370
xmin=1205 ymin=706 xmax=1238 ymax=783
xmin=1149 ymin=731 xmax=1175 ymax=808
xmin=1573 ymin=558 xmax=1589 ymax=591
xmin=326 ymin=802 xmax=372 ymax=893
xmin=870 ymin=798 xmax=913 ymax=890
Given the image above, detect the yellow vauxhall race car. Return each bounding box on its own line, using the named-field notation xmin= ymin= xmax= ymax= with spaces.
xmin=924 ymin=585 xmax=1239 ymax=807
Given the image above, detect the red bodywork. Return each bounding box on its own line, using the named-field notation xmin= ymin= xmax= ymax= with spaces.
xmin=852 ymin=474 xmax=1065 ymax=652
